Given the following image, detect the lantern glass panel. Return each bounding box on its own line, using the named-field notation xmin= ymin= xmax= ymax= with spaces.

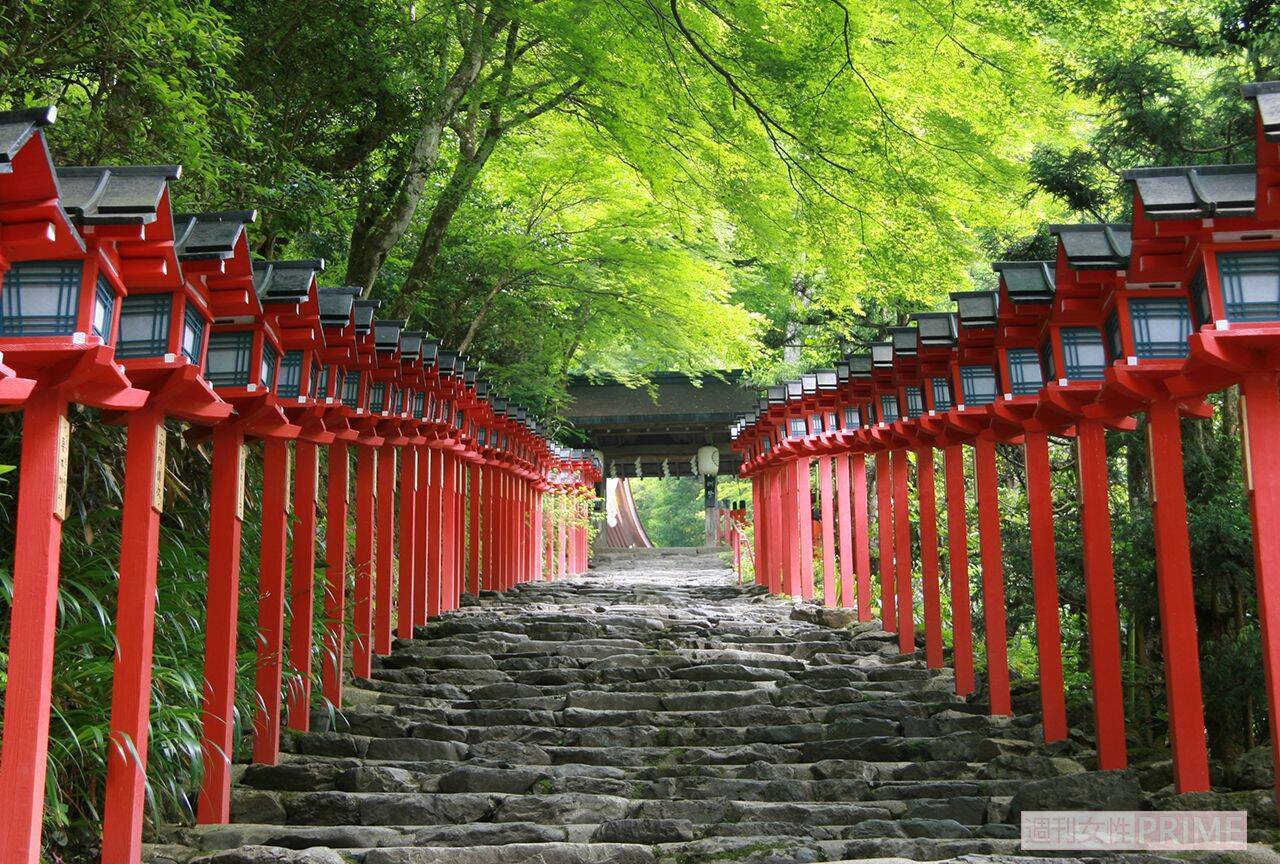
xmin=342 ymin=372 xmax=361 ymax=408
xmin=810 ymin=413 xmax=824 ymax=432
xmin=879 ymin=394 xmax=899 ymax=423
xmin=205 ymin=331 xmax=253 ymax=387
xmin=1006 ymin=348 xmax=1042 ymax=396
xmin=905 ymin=386 xmax=924 ymax=418
xmin=826 ymin=411 xmax=836 ymax=429
xmin=762 ymin=438 xmax=772 ymax=452
xmin=843 ymin=407 xmax=861 ymax=429
xmin=116 ymin=294 xmax=172 ymax=358
xmin=92 ymin=275 xmax=114 ymax=343
xmin=1217 ymin=252 xmax=1280 ymax=321
xmin=369 ymin=381 xmax=386 ymax=412
xmin=414 ymin=391 xmax=426 ymax=418
xmin=931 ymin=377 xmax=953 ymax=411
xmin=1061 ymin=327 xmax=1107 ymax=379
xmin=0 ymin=260 xmax=82 ymax=336
xmin=260 ymin=342 xmax=278 ymax=389
xmin=1129 ymin=298 xmax=1192 ymax=358
xmin=789 ymin=418 xmax=807 ymax=437
xmin=1039 ymin=339 xmax=1056 ymax=382
xmin=1105 ymin=311 xmax=1123 ymax=362
xmin=277 ymin=350 xmax=304 ymax=398
xmin=182 ymin=304 xmax=206 ymax=364
xmin=1190 ymin=268 xmax=1213 ymax=328
xmin=314 ymin=364 xmax=330 ymax=399
xmin=959 ymin=364 xmax=997 ymax=406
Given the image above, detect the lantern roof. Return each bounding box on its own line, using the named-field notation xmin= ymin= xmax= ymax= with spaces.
xmin=784 ymin=379 xmax=802 ymax=400
xmin=950 ymin=290 xmax=999 ymax=328
xmin=911 ymin=311 xmax=957 ymax=346
xmin=835 ymin=361 xmax=851 ymax=383
xmin=317 ymin=286 xmax=359 ymax=328
xmin=476 ymin=379 xmax=489 ymax=398
xmin=849 ymin=353 xmax=873 ymax=377
xmin=422 ymin=338 xmax=439 ymax=363
xmin=351 ymin=299 xmax=378 ymax=333
xmin=464 ymin=367 xmax=477 ymax=386
xmin=889 ymin=326 xmax=918 ymax=357
xmin=1047 ymin=223 xmax=1132 ymax=269
xmin=870 ymin=340 xmax=894 ymax=368
xmin=801 ymin=373 xmax=817 ymax=395
xmin=815 ymin=369 xmax=838 ymax=391
xmin=174 ymin=211 xmax=257 ymax=260
xmin=1243 ymin=81 xmax=1280 ymax=141
xmin=374 ymin=319 xmax=406 ymax=352
xmin=57 ymin=165 xmax=182 ymax=225
xmin=1122 ymin=164 xmax=1256 ymax=220
xmin=254 ymin=259 xmax=325 ymax=305
xmin=767 ymin=385 xmax=786 ymax=406
xmin=438 ymin=350 xmax=459 ymax=376
xmin=993 ymin=260 xmax=1056 ymax=304
xmin=399 ymin=330 xmax=424 ymax=361
xmin=0 ymin=106 xmax=56 ymax=171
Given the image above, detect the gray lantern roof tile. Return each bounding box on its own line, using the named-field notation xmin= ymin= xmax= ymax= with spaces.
xmin=849 ymin=354 xmax=873 ymax=377
xmin=352 ymin=299 xmax=379 ymax=332
xmin=801 ymin=373 xmax=818 ymax=395
xmin=1243 ymin=81 xmax=1280 ymax=141
xmin=317 ymin=287 xmax=358 ymax=326
xmin=1122 ymin=164 xmax=1256 ymax=220
xmin=421 ymin=339 xmax=439 ymax=362
xmin=1047 ymin=223 xmax=1132 ymax=269
xmin=0 ymin=106 xmax=56 ymax=172
xmin=784 ymin=379 xmax=803 ymax=400
xmin=767 ymin=385 xmax=786 ymax=405
xmin=374 ymin=319 xmax=406 ymax=352
xmin=253 ymin=259 xmax=325 ymax=304
xmin=438 ymin=350 xmax=458 ymax=374
xmin=816 ymin=369 xmax=838 ymax=391
xmin=992 ymin=260 xmax=1056 ymax=303
xmin=464 ymin=368 xmax=477 ymax=386
xmin=870 ymin=341 xmax=894 ymax=367
xmin=174 ymin=210 xmax=257 ymax=260
xmin=835 ymin=361 xmax=851 ymax=383
xmin=950 ymin=290 xmax=999 ymax=327
xmin=889 ymin=326 xmax=919 ymax=356
xmin=399 ymin=331 xmax=424 ymax=358
xmin=57 ymin=165 xmax=182 ymax=225
xmin=911 ymin=311 xmax=958 ymax=345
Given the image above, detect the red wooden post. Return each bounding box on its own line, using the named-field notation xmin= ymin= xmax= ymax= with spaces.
xmin=974 ymin=437 xmax=1012 ymax=716
xmin=252 ymin=438 xmax=292 ymax=765
xmin=916 ymin=448 xmax=944 ymax=669
xmin=1024 ymin=430 xmax=1068 ymax=743
xmin=835 ymin=453 xmax=855 ymax=608
xmin=286 ymin=439 xmax=319 ymax=732
xmin=558 ymin=498 xmax=569 ymax=580
xmin=414 ymin=444 xmax=430 ymax=625
xmin=426 ymin=448 xmax=443 ymax=616
xmin=197 ymin=423 xmax=246 ymax=824
xmin=1076 ymin=418 xmax=1128 ymax=769
xmin=768 ymin=468 xmax=784 ymax=594
xmin=440 ymin=452 xmax=456 ymax=606
xmin=374 ymin=442 xmax=396 ymax=653
xmin=751 ymin=475 xmax=765 ymax=587
xmin=818 ymin=455 xmax=837 ymax=606
xmin=782 ymin=460 xmax=801 ymax=596
xmin=850 ymin=454 xmax=872 ymax=619
xmin=398 ymin=445 xmax=417 ymax=639
xmin=352 ymin=444 xmax=375 ymax=677
xmin=1146 ymin=400 xmax=1210 ymax=791
xmin=1240 ymin=370 xmax=1280 ymax=815
xmin=945 ymin=444 xmax=975 ymax=697
xmin=799 ymin=458 xmax=817 ymax=598
xmin=893 ymin=448 xmax=914 ymax=653
xmin=469 ymin=462 xmax=481 ymax=592
xmin=456 ymin=465 xmax=467 ymax=595
xmin=875 ymin=451 xmax=896 ymax=630
xmin=100 ymin=405 xmax=164 ymax=863
xmin=322 ymin=441 xmax=349 ymax=706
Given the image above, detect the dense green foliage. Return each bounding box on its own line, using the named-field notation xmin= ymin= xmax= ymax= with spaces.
xmin=1 ymin=0 xmax=1279 ymax=858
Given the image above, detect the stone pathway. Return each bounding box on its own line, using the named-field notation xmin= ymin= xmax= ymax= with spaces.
xmin=148 ymin=550 xmax=1266 ymax=864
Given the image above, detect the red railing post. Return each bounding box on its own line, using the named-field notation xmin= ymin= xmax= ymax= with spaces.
xmin=440 ymin=452 xmax=457 ymax=605
xmin=818 ymin=455 xmax=837 ymax=606
xmin=767 ymin=468 xmax=785 ymax=594
xmin=252 ymin=437 xmax=292 ymax=765
xmin=100 ymin=404 xmax=164 ymax=863
xmin=875 ymin=451 xmax=895 ymax=630
xmin=286 ymin=439 xmax=319 ymax=732
xmin=352 ymin=443 xmax=376 ymax=677
xmin=916 ymin=447 xmax=944 ymax=669
xmin=1024 ymin=429 xmax=1068 ymax=742
xmin=851 ymin=453 xmax=872 ymax=620
xmin=426 ymin=448 xmax=443 ymax=616
xmin=322 ymin=441 xmax=349 ymax=707
xmin=834 ymin=453 xmax=855 ymax=609
xmin=397 ymin=445 xmax=417 ymax=639
xmin=1147 ymin=399 xmax=1211 ymax=791
xmin=413 ymin=443 xmax=430 ymax=626
xmin=1076 ymin=418 xmax=1128 ymax=769
xmin=945 ymin=444 xmax=975 ymax=697
xmin=893 ymin=448 xmax=914 ymax=653
xmin=374 ymin=442 xmax=396 ymax=653
xmin=974 ymin=436 xmax=1012 ymax=716
xmin=196 ymin=422 xmax=246 ymax=825
xmin=469 ymin=462 xmax=481 ymax=592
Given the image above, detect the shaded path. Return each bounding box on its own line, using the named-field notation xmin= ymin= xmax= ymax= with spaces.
xmin=149 ymin=552 xmax=1239 ymax=863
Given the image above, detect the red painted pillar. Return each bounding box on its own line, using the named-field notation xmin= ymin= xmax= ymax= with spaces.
xmin=1147 ymin=400 xmax=1210 ymax=791
xmin=1024 ymin=430 xmax=1068 ymax=743
xmin=1240 ymin=370 xmax=1280 ymax=815
xmin=1076 ymin=419 xmax=1128 ymax=769
xmin=252 ymin=438 xmax=291 ymax=765
xmin=426 ymin=449 xmax=443 ymax=616
xmin=374 ymin=443 xmax=396 ymax=652
xmin=413 ymin=444 xmax=430 ymax=626
xmin=752 ymin=475 xmax=767 ymax=587
xmin=286 ymin=439 xmax=319 ymax=732
xmin=767 ymin=468 xmax=785 ymax=594
xmin=818 ymin=456 xmax=837 ymax=606
xmin=875 ymin=451 xmax=895 ymax=630
xmin=322 ymin=441 xmax=349 ymax=706
xmin=352 ymin=444 xmax=375 ymax=677
xmin=543 ymin=492 xmax=553 ymax=580
xmin=974 ymin=437 xmax=1011 ymax=716
xmin=851 ymin=453 xmax=872 ymax=620
xmin=440 ymin=453 xmax=456 ymax=607
xmin=782 ymin=461 xmax=801 ymax=596
xmin=893 ymin=448 xmax=913 ymax=653
xmin=101 ymin=406 xmax=164 ymax=863
xmin=456 ymin=466 xmax=467 ymax=596
xmin=799 ymin=458 xmax=816 ymax=599
xmin=916 ymin=448 xmax=944 ymax=669
xmin=834 ymin=453 xmax=855 ymax=608
xmin=944 ymin=445 xmax=975 ymax=696
xmin=469 ymin=463 xmax=481 ymax=593
xmin=558 ymin=498 xmax=569 ymax=580
xmin=398 ymin=445 xmax=417 ymax=639
xmin=196 ymin=422 xmax=245 ymax=825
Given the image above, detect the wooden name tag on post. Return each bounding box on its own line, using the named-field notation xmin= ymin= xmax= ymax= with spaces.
xmin=54 ymin=413 xmax=71 ymax=521
xmin=153 ymin=430 xmax=167 ymax=513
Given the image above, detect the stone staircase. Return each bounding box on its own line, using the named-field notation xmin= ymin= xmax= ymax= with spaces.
xmin=147 ymin=552 xmax=1243 ymax=864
